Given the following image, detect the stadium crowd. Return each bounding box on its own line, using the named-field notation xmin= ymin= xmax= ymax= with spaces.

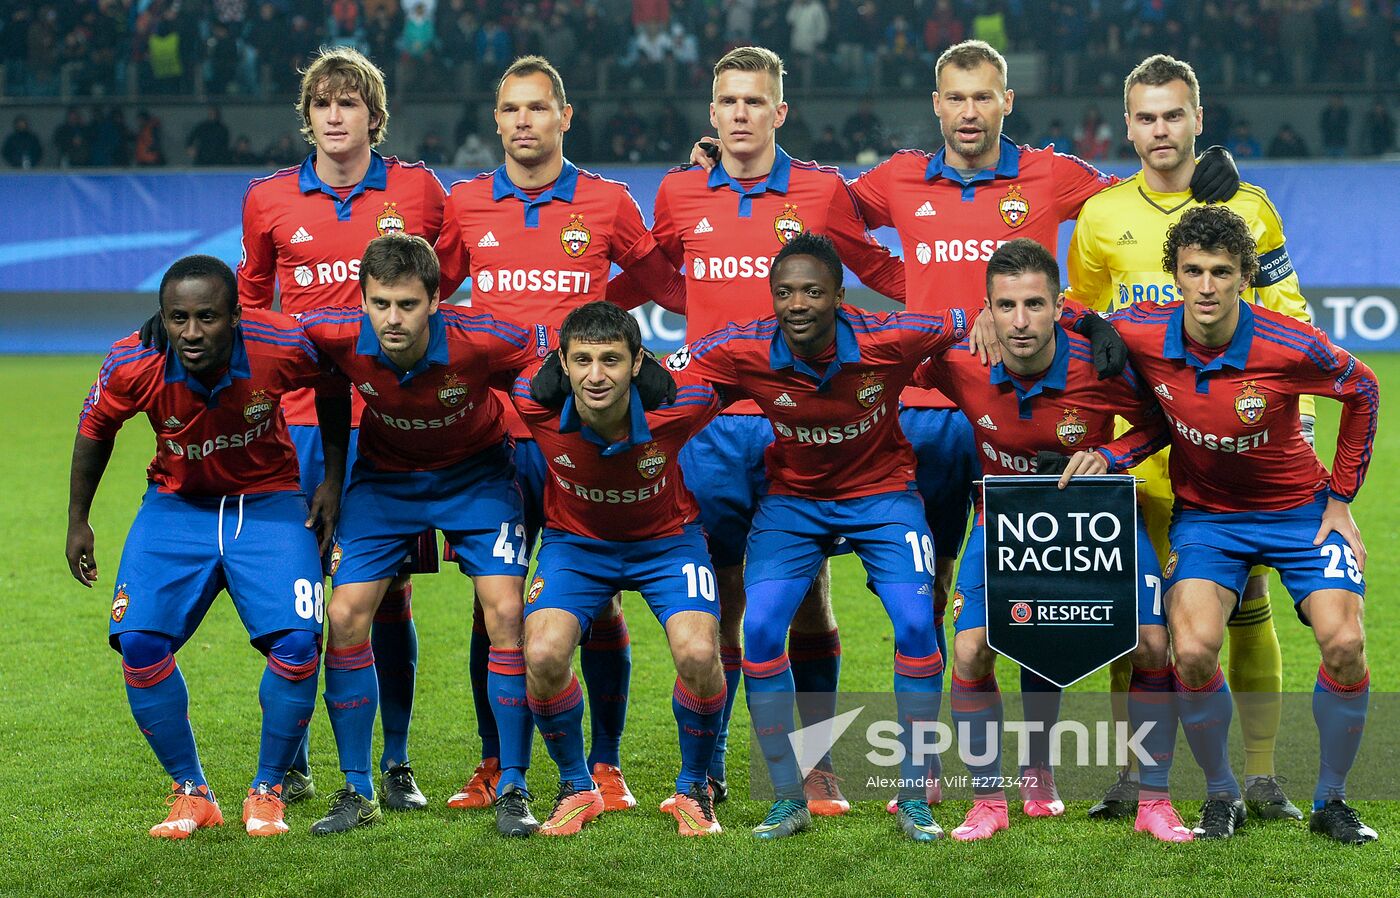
xmin=2 ymin=0 xmax=1398 ymax=168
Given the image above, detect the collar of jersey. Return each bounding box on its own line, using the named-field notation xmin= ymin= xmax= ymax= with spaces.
xmin=707 ymin=145 xmax=791 ymax=218
xmin=492 ymin=159 xmax=579 ymax=227
xmin=990 ymin=323 xmax=1070 ymax=411
xmin=769 ymin=307 xmax=861 ymax=389
xmin=299 ymin=151 xmax=388 ymax=221
xmin=1163 ymin=301 xmax=1254 ymax=375
xmin=927 ymin=135 xmax=1020 ymax=188
xmin=559 ymin=385 xmax=653 ymax=454
xmin=164 ymin=324 xmax=251 ymax=403
xmin=355 ymin=310 xmax=448 ymax=383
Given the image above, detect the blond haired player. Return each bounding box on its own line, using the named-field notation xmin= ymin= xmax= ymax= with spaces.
xmin=1066 ymin=53 xmax=1311 ymax=822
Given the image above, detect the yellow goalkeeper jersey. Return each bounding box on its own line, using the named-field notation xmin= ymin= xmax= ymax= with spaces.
xmin=1066 ymin=171 xmax=1315 ymax=417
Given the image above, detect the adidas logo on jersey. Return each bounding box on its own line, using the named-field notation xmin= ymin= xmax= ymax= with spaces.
xmin=290 ymin=226 xmax=313 ymax=244
xmin=1154 ymin=383 xmax=1174 ymax=400
xmin=553 ymin=454 xmax=576 ymax=468
xmin=915 ymin=201 xmax=936 ymax=217
xmin=1117 ymin=230 xmax=1136 ymax=245
xmin=163 ymin=416 xmax=182 ymax=429
xmin=774 ymin=392 xmax=797 ymax=407
xmin=977 ymin=414 xmax=998 ymax=430
xmin=478 ymin=231 xmax=499 ymax=248
xmin=356 ymin=382 xmax=379 ymax=396
xmin=693 ymin=217 xmax=713 ymax=234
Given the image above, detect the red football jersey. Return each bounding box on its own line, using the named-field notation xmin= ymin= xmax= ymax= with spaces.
xmin=434 ymin=160 xmax=660 ymax=437
xmin=1109 ymin=300 xmax=1379 ymax=512
xmin=511 ymin=368 xmax=722 ymax=542
xmin=652 ymin=146 xmax=906 ymax=416
xmin=237 ymin=151 xmax=447 ymax=425
xmin=677 ymin=305 xmax=972 ymax=500
xmin=77 ymin=309 xmax=324 ymax=495
xmin=914 ymin=327 xmax=1167 ymax=496
xmin=850 ymin=137 xmax=1112 ymax=408
xmin=299 ymin=305 xmax=550 ymax=472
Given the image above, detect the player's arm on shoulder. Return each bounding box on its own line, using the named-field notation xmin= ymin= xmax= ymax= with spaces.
xmin=668 ymin=329 xmax=743 ymax=403
xmin=845 ymin=163 xmax=893 ymax=229
xmin=1051 ymin=149 xmax=1117 ymax=217
xmin=421 ymin=170 xmax=447 ymax=242
xmin=827 ymin=179 xmax=905 ymax=303
xmin=1095 ymin=378 xmax=1171 ymax=477
xmin=433 ymin=189 xmax=469 ymax=301
xmin=607 ymin=191 xmax=686 ymax=314
xmin=237 ymin=186 xmax=277 ymax=308
xmin=1061 ymin=298 xmax=1127 ymax=379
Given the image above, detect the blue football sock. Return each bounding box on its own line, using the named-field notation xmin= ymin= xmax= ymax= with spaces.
xmin=123 ymin=652 xmax=207 ymax=789
xmin=1174 ymin=665 xmax=1239 ymax=798
xmin=744 ymin=656 xmax=803 ymax=800
xmin=372 ymin=583 xmax=417 ymax=772
xmin=253 ymin=632 xmax=320 ymax=791
xmin=673 ymin=680 xmax=726 ymax=792
xmin=469 ymin=613 xmax=499 ymax=761
xmin=790 ymin=627 xmax=841 ymax=769
xmin=581 ymin=611 xmax=632 ymax=769
xmin=1129 ymin=666 xmax=1177 ymax=793
xmin=488 ymin=647 xmax=533 ymax=794
xmin=894 ymin=649 xmax=945 ymax=801
xmin=1313 ymin=665 xmax=1370 ymax=809
xmin=323 ymin=640 xmax=378 ymax=798
xmin=290 ymin=730 xmax=311 ymax=775
xmin=529 ymin=675 xmax=592 ymax=791
xmin=708 ymin=645 xmax=743 ymax=783
xmin=1019 ymin=668 xmax=1063 ymax=772
xmin=952 ymin=672 xmax=1004 ymax=797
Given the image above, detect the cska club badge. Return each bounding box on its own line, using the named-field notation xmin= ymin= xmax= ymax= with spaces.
xmin=561 ymin=214 xmax=591 ymax=258
xmin=856 ymin=372 xmax=885 ymax=408
xmin=438 ymin=373 xmax=468 ymax=407
xmin=376 ymin=202 xmax=406 ymax=235
xmin=1056 ymin=407 xmax=1088 ymax=447
xmin=774 ymin=204 xmax=804 ymax=244
xmin=998 ymin=184 xmax=1031 ymax=228
xmin=637 ymin=443 xmax=667 ymax=480
xmin=329 ymin=543 xmax=343 ymax=575
xmin=1163 ymin=550 xmax=1178 ymax=579
xmin=243 ymin=389 xmax=274 ymax=424
xmin=951 ymin=589 xmax=964 ymax=624
xmin=1235 ymin=381 xmax=1267 ymax=426
xmin=527 ymin=577 xmax=545 ymax=604
xmin=111 ymin=584 xmax=130 ymax=622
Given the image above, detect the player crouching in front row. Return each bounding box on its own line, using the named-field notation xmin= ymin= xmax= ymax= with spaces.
xmin=67 ymin=256 xmax=342 ymax=838
xmin=911 ymin=239 xmax=1188 ymax=842
xmin=511 ymin=302 xmax=727 ymax=836
xmin=1109 ymin=206 xmax=1380 ymax=843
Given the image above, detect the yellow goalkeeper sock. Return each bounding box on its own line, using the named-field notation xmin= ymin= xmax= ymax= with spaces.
xmin=1226 ymin=591 xmax=1283 ymax=779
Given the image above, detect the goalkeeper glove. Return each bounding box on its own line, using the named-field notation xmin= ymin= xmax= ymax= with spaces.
xmin=1073 ymin=313 xmax=1128 ymax=380
xmin=138 ymin=311 xmax=167 ymax=351
xmin=1035 ymin=450 xmax=1070 ymax=476
xmin=1189 ymin=146 xmax=1240 ymax=204
xmin=1300 ymin=414 xmax=1316 ymax=448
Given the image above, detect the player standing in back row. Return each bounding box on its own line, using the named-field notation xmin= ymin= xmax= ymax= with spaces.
xmin=433 ymin=55 xmax=686 ymax=814
xmin=654 ymin=46 xmax=908 ymax=810
xmin=236 ymin=46 xmax=445 ymax=810
xmin=1066 ymin=54 xmax=1308 ymax=820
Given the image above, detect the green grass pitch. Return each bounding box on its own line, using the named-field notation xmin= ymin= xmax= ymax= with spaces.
xmin=1 ymin=354 xmax=1396 ymax=897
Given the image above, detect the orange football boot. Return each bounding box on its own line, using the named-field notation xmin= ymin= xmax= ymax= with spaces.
xmin=591 ymin=762 xmax=637 ymax=811
xmin=149 ymin=781 xmax=223 ymax=840
xmin=242 ymin=782 xmax=289 ymax=837
xmin=447 ymin=757 xmax=501 ymax=809
xmin=537 ymin=783 xmax=605 ymax=836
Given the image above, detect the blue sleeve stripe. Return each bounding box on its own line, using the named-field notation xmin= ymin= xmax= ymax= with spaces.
xmin=240 ymin=321 xmax=316 ymax=349
xmin=444 ymin=309 xmax=530 ymax=339
xmin=669 ymin=398 xmax=713 ymax=409
xmin=692 ymin=328 xmax=772 ymax=358
xmin=240 ymin=328 xmax=317 ymax=359
xmin=851 ymin=318 xmax=943 ymax=336
xmin=1352 ymin=376 xmax=1380 ymax=488
xmin=99 ymin=346 xmax=160 ymax=385
xmin=298 ymin=309 xmax=361 ymax=328
xmin=444 ymin=319 xmax=532 ymax=348
xmin=1251 ymin=330 xmax=1331 ymax=372
xmin=1253 ymin=319 xmax=1338 ymax=371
